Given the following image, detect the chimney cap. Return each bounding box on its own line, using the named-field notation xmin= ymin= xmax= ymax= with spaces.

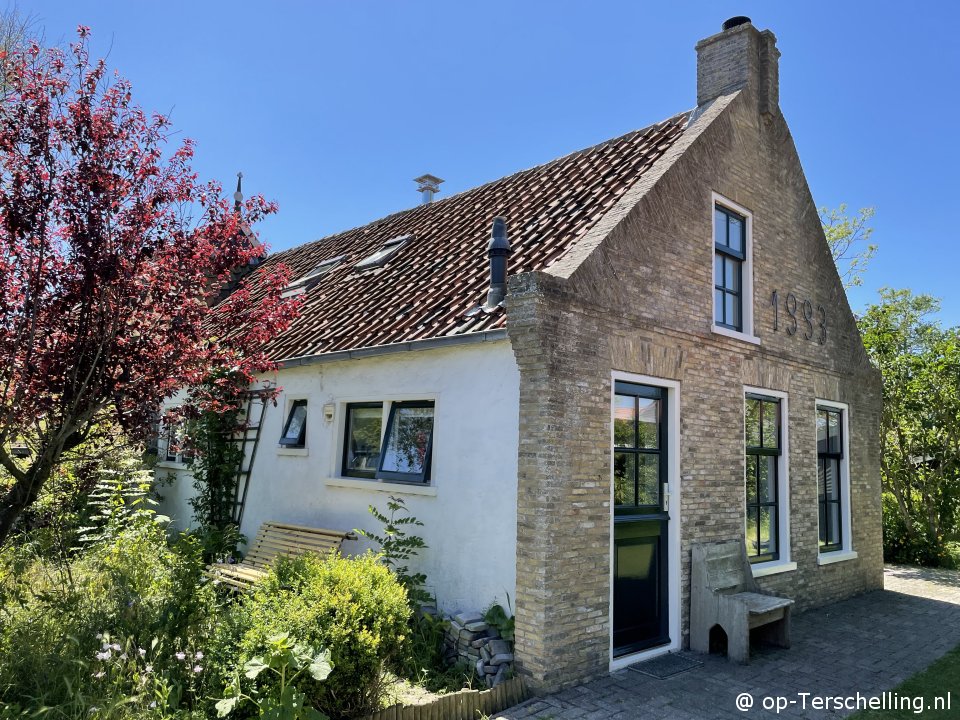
xmin=721 ymin=16 xmax=752 ymax=31
xmin=414 ymin=174 xmax=444 ymax=191
xmin=488 ymin=217 xmax=511 ymax=254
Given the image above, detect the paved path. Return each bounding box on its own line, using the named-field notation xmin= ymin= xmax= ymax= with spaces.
xmin=496 ymin=566 xmax=960 ymax=719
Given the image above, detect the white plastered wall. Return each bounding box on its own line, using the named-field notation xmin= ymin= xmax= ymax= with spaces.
xmin=156 ymin=339 xmax=520 ymax=614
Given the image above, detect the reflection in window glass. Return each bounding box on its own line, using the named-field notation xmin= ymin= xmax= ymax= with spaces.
xmin=344 ymin=404 xmax=383 ymax=477
xmin=745 ymin=394 xmax=781 ymax=562
xmin=379 ymin=402 xmax=435 ymax=482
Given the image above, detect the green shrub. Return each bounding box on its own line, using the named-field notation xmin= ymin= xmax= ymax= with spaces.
xmin=212 ymin=553 xmax=410 ymax=720
xmin=0 ymin=517 xmax=218 ymax=712
xmin=882 ymin=493 xmax=957 ymax=568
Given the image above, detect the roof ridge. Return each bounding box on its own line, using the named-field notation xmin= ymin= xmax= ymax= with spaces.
xmin=269 ymin=109 xmax=692 ymax=261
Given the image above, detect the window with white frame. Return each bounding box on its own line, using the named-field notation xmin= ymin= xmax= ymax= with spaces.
xmin=743 ymin=388 xmax=791 ymax=571
xmin=712 ymin=196 xmax=754 ymax=338
xmin=342 ymin=400 xmax=435 ymax=484
xmin=817 ymin=403 xmax=849 ymax=554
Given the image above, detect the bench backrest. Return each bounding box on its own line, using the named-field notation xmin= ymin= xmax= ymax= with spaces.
xmin=691 ymin=540 xmax=758 ymax=596
xmin=242 ymin=521 xmax=358 ymax=569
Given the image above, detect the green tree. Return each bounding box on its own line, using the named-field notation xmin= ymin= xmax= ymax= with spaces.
xmin=820 ymin=204 xmax=877 ymax=288
xmin=858 ymin=288 xmax=960 ymax=565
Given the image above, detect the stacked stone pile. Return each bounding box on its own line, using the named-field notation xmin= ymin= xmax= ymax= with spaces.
xmin=442 ymin=610 xmax=514 ymax=688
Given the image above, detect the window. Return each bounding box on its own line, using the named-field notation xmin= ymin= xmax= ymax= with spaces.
xmin=817 ymin=405 xmax=844 ymax=553
xmin=745 ymin=394 xmax=782 ymax=563
xmin=281 ymin=255 xmax=345 ymax=298
xmin=279 ymin=400 xmax=308 ymax=447
xmin=355 ymin=235 xmax=412 ymax=270
xmin=613 ymin=381 xmax=665 ymax=513
xmin=714 ymin=204 xmax=746 ymax=331
xmin=160 ymin=422 xmax=191 ymax=464
xmin=343 ymin=403 xmax=383 ymax=478
xmin=378 ymin=401 xmax=435 ymax=483
xmin=342 ymin=400 xmax=436 ymax=484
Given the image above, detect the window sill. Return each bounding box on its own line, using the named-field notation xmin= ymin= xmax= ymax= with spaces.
xmin=277 ymin=446 xmax=308 ymax=457
xmin=711 ymin=325 xmax=761 ymax=345
xmin=325 ymin=477 xmax=437 ymax=497
xmin=156 ymin=461 xmax=189 ymax=470
xmin=818 ymin=550 xmax=858 ymax=566
xmin=751 ymin=560 xmax=797 ymax=578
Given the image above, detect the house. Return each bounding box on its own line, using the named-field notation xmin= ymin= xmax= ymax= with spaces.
xmin=157 ymin=17 xmax=883 ymax=693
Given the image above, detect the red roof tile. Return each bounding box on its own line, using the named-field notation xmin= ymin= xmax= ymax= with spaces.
xmin=252 ymin=110 xmax=690 ymax=361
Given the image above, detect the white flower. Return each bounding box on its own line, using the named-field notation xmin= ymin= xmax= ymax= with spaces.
xmin=175 ymin=651 xmax=186 ymax=661
xmin=195 ymin=651 xmax=204 ymax=660
xmin=95 ymin=651 xmax=111 ymax=661
xmin=95 ymin=632 xmax=103 ymax=640
xmin=149 ymin=702 xmax=157 ymax=709
xmin=193 ymin=665 xmax=203 ymax=673
xmin=119 ymin=653 xmax=128 ymax=661
xmin=110 ymin=643 xmax=121 ymax=652
xmin=92 ymin=671 xmax=105 ymax=679
xmin=138 ymin=648 xmax=146 ymax=657
xmin=145 ymin=664 xmax=153 ymax=673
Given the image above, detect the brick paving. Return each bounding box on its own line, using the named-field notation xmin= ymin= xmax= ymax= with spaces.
xmin=496 ymin=566 xmax=960 ymax=719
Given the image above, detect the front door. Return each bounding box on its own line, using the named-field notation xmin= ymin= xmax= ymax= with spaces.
xmin=613 ymin=381 xmax=669 ymax=656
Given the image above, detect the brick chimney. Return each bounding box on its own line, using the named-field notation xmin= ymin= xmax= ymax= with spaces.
xmin=696 ymin=17 xmax=780 ymax=119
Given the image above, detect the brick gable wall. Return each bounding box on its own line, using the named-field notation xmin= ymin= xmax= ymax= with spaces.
xmin=507 ymin=88 xmax=883 ymax=692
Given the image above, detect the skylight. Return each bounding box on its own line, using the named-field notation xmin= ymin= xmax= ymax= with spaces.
xmin=354 ymin=235 xmax=413 ymax=270
xmin=281 ymin=255 xmax=344 ymax=298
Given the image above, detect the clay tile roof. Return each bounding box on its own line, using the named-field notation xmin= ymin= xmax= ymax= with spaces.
xmin=253 ymin=110 xmax=690 ymax=361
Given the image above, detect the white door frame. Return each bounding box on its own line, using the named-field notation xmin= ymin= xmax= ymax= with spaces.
xmin=609 ymin=370 xmax=681 ymax=671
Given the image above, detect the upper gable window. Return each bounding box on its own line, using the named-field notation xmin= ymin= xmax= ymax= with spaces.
xmin=712 ymin=196 xmax=756 ymax=341
xmin=714 ymin=205 xmax=745 ymax=331
xmin=355 ymin=235 xmax=412 ymax=271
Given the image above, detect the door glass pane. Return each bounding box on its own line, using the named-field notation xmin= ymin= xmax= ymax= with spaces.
xmin=758 ymin=456 xmax=776 ymax=503
xmin=745 ymin=398 xmax=761 ymax=447
xmin=637 ymin=453 xmax=659 ymax=506
xmin=380 ymin=405 xmax=434 ymax=475
xmin=637 ymin=399 xmax=659 ymax=449
xmin=759 ymin=506 xmax=776 ymax=556
xmin=614 ymin=452 xmax=636 ymax=506
xmin=614 ymin=395 xmax=635 ymax=447
xmin=745 ymin=455 xmax=757 ymax=503
xmin=745 ymin=507 xmax=759 ymax=557
xmin=828 ymin=411 xmax=841 ymax=454
xmin=728 ymin=216 xmax=743 ymax=252
xmin=762 ymin=401 xmax=779 ymax=449
xmin=345 ymin=406 xmax=382 ymax=473
xmin=715 ymin=208 xmax=727 ymax=246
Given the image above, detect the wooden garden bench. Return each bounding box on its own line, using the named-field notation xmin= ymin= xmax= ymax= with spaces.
xmin=206 ymin=521 xmax=357 ymax=591
xmin=690 ymin=539 xmax=793 ymax=663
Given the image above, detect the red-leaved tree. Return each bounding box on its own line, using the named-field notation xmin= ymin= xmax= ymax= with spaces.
xmin=0 ymin=29 xmax=297 ymax=544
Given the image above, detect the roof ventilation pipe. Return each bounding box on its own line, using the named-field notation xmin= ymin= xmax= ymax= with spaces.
xmin=414 ymin=174 xmax=444 ymax=204
xmin=485 ymin=217 xmax=512 ymax=309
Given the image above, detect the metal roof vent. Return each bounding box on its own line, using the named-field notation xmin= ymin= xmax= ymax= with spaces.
xmin=414 ymin=174 xmax=444 ymax=204
xmin=485 ymin=217 xmax=512 ymax=309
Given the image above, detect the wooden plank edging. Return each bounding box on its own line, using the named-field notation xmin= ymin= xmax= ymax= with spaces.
xmin=361 ymin=676 xmax=527 ymax=720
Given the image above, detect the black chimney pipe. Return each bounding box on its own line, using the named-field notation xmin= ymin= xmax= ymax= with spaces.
xmin=485 ymin=217 xmax=511 ymax=308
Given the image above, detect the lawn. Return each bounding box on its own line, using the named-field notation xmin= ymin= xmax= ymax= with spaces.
xmin=851 ymin=645 xmax=960 ymax=718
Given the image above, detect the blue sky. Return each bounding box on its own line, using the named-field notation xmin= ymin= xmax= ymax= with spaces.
xmin=26 ymin=1 xmax=960 ymax=324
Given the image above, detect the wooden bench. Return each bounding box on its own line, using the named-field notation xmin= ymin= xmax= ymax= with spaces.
xmin=690 ymin=540 xmax=794 ymax=663
xmin=207 ymin=521 xmax=357 ymax=591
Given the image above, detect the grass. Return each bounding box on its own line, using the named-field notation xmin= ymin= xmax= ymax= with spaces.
xmin=850 ymin=645 xmax=960 ymax=718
